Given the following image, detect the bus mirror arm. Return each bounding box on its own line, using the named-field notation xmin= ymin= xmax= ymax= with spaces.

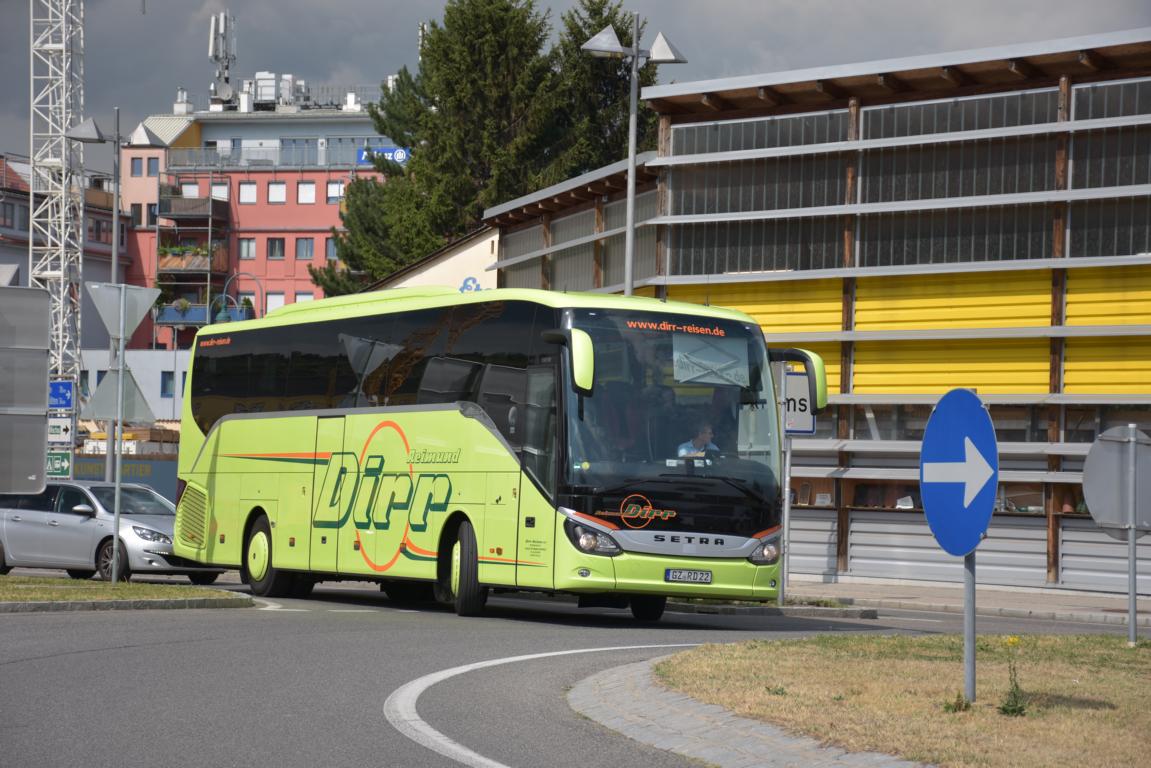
xmin=542 ymin=328 xmax=594 ymax=397
xmin=768 ymin=347 xmax=828 ymax=415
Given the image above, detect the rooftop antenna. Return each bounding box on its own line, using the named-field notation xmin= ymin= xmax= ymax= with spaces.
xmin=209 ymin=10 xmax=237 ymax=104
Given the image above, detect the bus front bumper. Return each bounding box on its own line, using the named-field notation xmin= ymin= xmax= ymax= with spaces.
xmin=554 ymin=544 xmax=781 ymax=601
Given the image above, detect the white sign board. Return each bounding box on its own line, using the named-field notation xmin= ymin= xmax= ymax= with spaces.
xmin=47 ymin=415 xmax=73 ymax=445
xmin=784 ymin=372 xmax=815 ymax=435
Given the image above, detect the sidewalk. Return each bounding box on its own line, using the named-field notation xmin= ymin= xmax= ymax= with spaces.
xmin=783 ymin=577 xmax=1151 ymax=627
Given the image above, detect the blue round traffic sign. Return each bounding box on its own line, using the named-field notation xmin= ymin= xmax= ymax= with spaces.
xmin=919 ymin=388 xmax=999 ymax=557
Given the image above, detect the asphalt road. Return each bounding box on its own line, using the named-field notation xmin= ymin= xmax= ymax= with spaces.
xmin=0 ymin=578 xmax=1119 ymax=768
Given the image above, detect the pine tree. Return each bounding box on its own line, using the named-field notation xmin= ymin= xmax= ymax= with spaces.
xmin=536 ymin=0 xmax=659 ymax=187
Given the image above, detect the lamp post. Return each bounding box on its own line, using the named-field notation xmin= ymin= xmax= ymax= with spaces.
xmin=582 ymin=13 xmax=685 ymax=296
xmin=67 ymin=108 xmax=122 ymax=482
xmin=219 ymin=270 xmax=265 ymax=319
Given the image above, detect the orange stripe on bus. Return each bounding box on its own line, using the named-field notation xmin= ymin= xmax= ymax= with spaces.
xmin=752 ymin=525 xmax=781 ymax=539
xmin=221 ymin=452 xmax=332 ymax=459
xmin=573 ymin=511 xmax=618 ymax=530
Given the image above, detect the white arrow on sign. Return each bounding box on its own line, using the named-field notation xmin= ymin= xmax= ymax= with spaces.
xmin=922 ymin=436 xmax=994 ymax=508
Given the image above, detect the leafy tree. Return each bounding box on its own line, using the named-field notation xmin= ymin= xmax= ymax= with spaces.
xmin=536 ymin=0 xmax=659 ymax=186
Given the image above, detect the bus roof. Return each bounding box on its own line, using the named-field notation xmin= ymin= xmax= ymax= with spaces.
xmin=195 ymin=287 xmax=756 ymax=338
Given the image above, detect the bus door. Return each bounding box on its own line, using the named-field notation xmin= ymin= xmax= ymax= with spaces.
xmin=516 ymin=363 xmax=557 ymax=589
xmin=311 ymin=415 xmax=353 ymax=573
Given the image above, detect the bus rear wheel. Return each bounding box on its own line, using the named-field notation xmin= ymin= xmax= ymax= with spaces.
xmin=630 ymin=595 xmax=666 ymax=622
xmin=449 ymin=520 xmax=487 ymax=617
xmin=244 ymin=516 xmax=295 ymax=597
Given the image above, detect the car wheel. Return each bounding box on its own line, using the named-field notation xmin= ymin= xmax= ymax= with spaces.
xmin=66 ymin=569 xmax=96 ymax=580
xmin=0 ymin=540 xmax=11 ymax=576
xmin=96 ymin=539 xmax=131 ymax=582
xmin=449 ymin=520 xmax=487 ymax=617
xmin=187 ymin=572 xmax=219 ymax=586
xmin=630 ymin=595 xmax=667 ymax=622
xmin=243 ymin=516 xmax=295 ymax=597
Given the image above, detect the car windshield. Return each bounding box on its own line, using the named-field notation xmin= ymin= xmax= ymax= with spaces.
xmin=563 ymin=308 xmax=781 ymax=502
xmin=89 ymin=487 xmax=175 ymax=516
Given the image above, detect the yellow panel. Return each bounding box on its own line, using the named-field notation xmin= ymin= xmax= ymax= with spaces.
xmin=1064 ymin=337 xmax=1151 ymax=394
xmin=1065 ymin=266 xmax=1151 ymax=326
xmin=768 ymin=341 xmax=842 ymax=395
xmin=856 ymin=271 xmax=1051 ymax=330
xmin=169 ymin=122 xmax=201 ymax=149
xmin=668 ymin=280 xmax=843 ymax=333
xmin=854 ymin=340 xmax=1050 ymax=394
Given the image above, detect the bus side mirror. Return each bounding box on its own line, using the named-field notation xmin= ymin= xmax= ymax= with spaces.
xmin=541 ymin=328 xmax=594 ymax=397
xmin=768 ymin=347 xmax=828 ymax=414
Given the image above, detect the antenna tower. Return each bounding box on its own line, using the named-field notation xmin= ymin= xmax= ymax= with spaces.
xmin=29 ymin=0 xmax=84 ymax=383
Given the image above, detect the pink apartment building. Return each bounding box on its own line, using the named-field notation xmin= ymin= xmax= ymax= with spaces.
xmin=119 ymin=85 xmax=395 ymax=350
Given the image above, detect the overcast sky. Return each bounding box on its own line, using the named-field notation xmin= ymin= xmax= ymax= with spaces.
xmin=2 ymin=0 xmax=1150 ymax=171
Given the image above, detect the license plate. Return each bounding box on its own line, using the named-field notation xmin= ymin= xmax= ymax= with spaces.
xmin=665 ymin=568 xmax=712 ymax=584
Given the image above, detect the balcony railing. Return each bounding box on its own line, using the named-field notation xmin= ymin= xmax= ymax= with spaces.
xmin=156 ymin=243 xmax=229 ymax=273
xmin=166 ymin=146 xmax=375 ymax=169
xmin=153 ymin=304 xmax=255 ymax=326
xmin=157 ymin=195 xmax=230 ymax=220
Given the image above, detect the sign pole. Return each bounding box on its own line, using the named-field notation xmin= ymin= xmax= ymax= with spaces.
xmin=779 ymin=433 xmax=793 ymax=606
xmin=1127 ymin=423 xmax=1138 ymax=648
xmin=111 ymin=285 xmax=126 ymax=583
xmin=964 ymin=551 xmax=976 ymax=700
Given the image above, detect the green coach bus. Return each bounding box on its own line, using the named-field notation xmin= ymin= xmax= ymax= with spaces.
xmin=173 ymin=287 xmax=826 ymax=621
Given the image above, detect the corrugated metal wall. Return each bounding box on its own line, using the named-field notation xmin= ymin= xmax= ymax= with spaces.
xmin=668 ymin=280 xmax=843 ymax=332
xmin=1059 ymin=517 xmax=1150 ymax=593
xmin=1065 ymin=265 xmax=1151 ymax=325
xmin=788 ymin=508 xmax=838 ymax=576
xmin=855 ymin=271 xmax=1051 ymax=330
xmin=1064 ymin=338 xmax=1151 ymax=394
xmin=847 ymin=510 xmax=1048 ymax=586
xmin=854 ymin=339 xmax=1050 ymax=394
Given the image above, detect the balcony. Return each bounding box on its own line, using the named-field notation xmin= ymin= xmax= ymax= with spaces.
xmin=154 ymin=303 xmax=209 ymax=326
xmin=156 ymin=243 xmax=229 ymax=274
xmin=157 ymin=195 xmax=230 ymax=220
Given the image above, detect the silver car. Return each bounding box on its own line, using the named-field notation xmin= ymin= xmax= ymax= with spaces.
xmin=0 ymin=481 xmax=223 ymax=584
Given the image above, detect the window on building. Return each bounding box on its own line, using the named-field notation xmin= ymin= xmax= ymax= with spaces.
xmin=326 ymin=180 xmax=345 ymax=203
xmin=147 ymin=157 xmax=159 ymax=177
xmin=130 ymin=157 xmax=142 ymax=177
xmin=238 ymin=238 xmax=256 ymax=260
xmin=295 ymin=292 xmax=315 ymax=303
xmin=79 ymin=370 xmax=90 ymax=398
xmin=267 ymin=237 xmax=285 ymax=260
xmin=160 ymin=371 xmax=175 ymax=399
xmin=239 ymin=292 xmax=256 ymax=316
xmin=266 ymin=292 xmax=285 ymax=314
xmin=239 ymin=182 xmax=257 ymax=204
xmin=326 ymin=236 xmax=337 ymax=260
xmin=181 ymin=371 xmax=187 ymax=394
xmin=211 ymin=181 xmax=229 ymax=201
xmin=130 ymin=204 xmax=142 ymax=227
xmin=295 ymin=237 xmax=314 ymax=260
xmin=146 ymin=204 xmax=157 ymax=227
xmin=16 ymin=204 xmax=28 ymax=232
xmin=268 ymin=181 xmax=287 ymax=204
xmin=180 ymin=181 xmax=199 ymax=198
xmin=297 ymin=181 xmax=316 ymax=204
xmin=0 ymin=202 xmax=14 ymax=228
xmin=97 ymin=370 xmax=107 ymax=385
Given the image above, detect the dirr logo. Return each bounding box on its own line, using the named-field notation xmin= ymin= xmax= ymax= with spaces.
xmin=619 ymin=493 xmax=677 ymax=529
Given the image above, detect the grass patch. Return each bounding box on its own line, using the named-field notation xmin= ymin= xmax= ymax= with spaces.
xmin=655 ymin=634 xmax=1150 ymax=768
xmin=0 ymin=574 xmax=231 ymax=602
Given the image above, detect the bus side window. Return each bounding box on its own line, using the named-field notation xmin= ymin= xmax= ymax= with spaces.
xmin=522 ymin=364 xmax=557 ymax=497
xmin=476 ymin=364 xmax=527 ymax=447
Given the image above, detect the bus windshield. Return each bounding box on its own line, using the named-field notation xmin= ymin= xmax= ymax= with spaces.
xmin=563 ymin=308 xmax=781 ymax=507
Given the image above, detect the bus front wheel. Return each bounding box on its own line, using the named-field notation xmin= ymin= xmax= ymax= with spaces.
xmin=449 ymin=520 xmax=487 ymax=617
xmin=244 ymin=516 xmax=295 ymax=597
xmin=630 ymin=595 xmax=666 ymax=622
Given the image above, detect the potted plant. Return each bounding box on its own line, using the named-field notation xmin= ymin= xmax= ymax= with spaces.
xmin=241 ymin=296 xmax=255 ymax=318
xmin=173 ymin=297 xmax=191 ymax=314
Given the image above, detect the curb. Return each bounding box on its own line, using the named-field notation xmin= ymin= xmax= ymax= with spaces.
xmin=0 ymin=594 xmax=253 ymax=613
xmin=820 ymin=596 xmax=1151 ymax=627
xmin=668 ymin=601 xmax=878 ymax=619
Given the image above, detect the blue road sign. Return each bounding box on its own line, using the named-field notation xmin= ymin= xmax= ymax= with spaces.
xmin=919 ymin=388 xmax=999 ymax=557
xmin=49 ymin=380 xmax=74 ymax=410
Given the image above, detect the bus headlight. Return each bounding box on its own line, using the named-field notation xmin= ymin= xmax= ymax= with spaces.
xmin=748 ymin=533 xmax=781 ymax=565
xmin=563 ymin=519 xmax=621 ymax=557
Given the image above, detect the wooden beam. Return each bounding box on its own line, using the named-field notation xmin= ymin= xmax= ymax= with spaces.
xmin=814 ymin=79 xmax=848 ymax=100
xmin=700 ymin=92 xmax=734 ymax=112
xmin=939 ymin=65 xmax=972 ymax=88
xmin=1008 ymin=58 xmax=1043 ymax=80
xmin=645 ymin=98 xmax=691 ymax=115
xmin=1078 ymin=49 xmax=1112 ymax=72
xmin=875 ymin=73 xmax=909 ymax=94
xmin=756 ymin=86 xmax=785 ymax=106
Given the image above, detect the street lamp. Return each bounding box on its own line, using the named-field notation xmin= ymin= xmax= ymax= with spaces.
xmin=219 ymin=270 xmax=265 ymax=319
xmin=583 ymin=14 xmax=685 ymax=296
xmin=67 ymin=108 xmax=122 ymax=483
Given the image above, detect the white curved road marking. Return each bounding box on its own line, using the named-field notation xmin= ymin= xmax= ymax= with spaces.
xmin=252 ymin=597 xmax=308 ymax=612
xmin=384 ymin=644 xmax=694 ymax=768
